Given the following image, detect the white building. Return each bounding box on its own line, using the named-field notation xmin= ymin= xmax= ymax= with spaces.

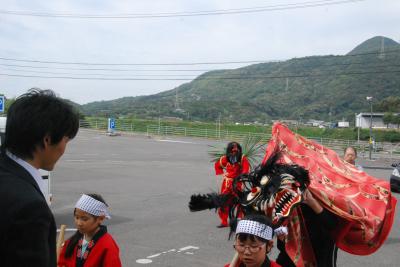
xmin=355 ymin=112 xmax=399 ymax=129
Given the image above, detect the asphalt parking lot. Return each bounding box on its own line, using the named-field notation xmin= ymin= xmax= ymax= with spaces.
xmin=51 ymin=129 xmax=400 ymax=267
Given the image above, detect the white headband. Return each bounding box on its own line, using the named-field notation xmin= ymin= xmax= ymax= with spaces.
xmin=236 ymin=220 xmax=273 ymax=240
xmin=75 ymin=194 xmax=111 ymax=219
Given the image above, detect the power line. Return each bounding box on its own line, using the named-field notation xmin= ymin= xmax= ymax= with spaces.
xmin=0 ymin=56 xmax=270 ymax=66
xmin=2 ymin=61 xmax=399 ymax=78
xmin=1 ymin=69 xmax=399 ymax=81
xmin=0 ymin=57 xmax=398 ymax=77
xmin=0 ymin=48 xmax=398 ymax=66
xmin=0 ymin=63 xmax=212 ymax=72
xmin=0 ymin=0 xmax=365 ymax=19
xmin=2 ymin=56 xmax=399 ymax=72
xmin=0 ymin=67 xmax=200 ymax=77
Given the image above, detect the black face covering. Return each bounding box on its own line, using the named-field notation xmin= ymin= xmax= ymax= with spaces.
xmin=229 ymin=154 xmax=239 ymax=164
xmin=226 ymin=142 xmax=242 ymax=164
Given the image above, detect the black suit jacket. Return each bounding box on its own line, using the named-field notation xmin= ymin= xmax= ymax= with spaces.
xmin=0 ymin=153 xmax=56 ymax=267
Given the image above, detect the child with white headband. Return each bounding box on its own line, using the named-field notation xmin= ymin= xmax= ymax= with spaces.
xmin=225 ymin=214 xmax=282 ymax=267
xmin=58 ymin=193 xmax=122 ymax=267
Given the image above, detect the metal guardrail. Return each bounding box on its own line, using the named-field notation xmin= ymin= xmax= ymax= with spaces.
xmin=78 ymin=120 xmax=400 ymax=160
xmin=146 ymin=124 xmax=271 ymax=142
xmin=145 ymin=125 xmax=400 ymax=159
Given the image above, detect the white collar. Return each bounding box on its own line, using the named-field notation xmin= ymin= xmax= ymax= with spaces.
xmin=5 ymin=150 xmax=46 ymax=197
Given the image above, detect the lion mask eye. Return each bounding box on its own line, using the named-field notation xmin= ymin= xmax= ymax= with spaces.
xmin=260 ymin=175 xmax=270 ymax=185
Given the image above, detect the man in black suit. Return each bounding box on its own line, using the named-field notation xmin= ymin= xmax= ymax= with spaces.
xmin=0 ymin=89 xmax=79 ymax=267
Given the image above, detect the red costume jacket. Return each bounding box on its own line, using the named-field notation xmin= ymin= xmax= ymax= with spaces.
xmin=215 ymin=155 xmax=250 ymax=225
xmin=215 ymin=155 xmax=250 ymax=179
xmin=58 ymin=233 xmax=122 ymax=267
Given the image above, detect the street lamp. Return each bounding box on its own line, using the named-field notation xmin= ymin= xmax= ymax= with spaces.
xmin=366 ymin=96 xmax=373 ymax=160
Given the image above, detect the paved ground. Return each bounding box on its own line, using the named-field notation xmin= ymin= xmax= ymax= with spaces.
xmin=51 ymin=129 xmax=400 ymax=267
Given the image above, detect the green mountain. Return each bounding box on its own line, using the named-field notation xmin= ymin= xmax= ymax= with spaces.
xmin=81 ymin=36 xmax=400 ymax=123
xmin=348 ymin=36 xmax=400 ymax=55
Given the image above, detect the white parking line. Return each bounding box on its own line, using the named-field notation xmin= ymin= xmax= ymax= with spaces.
xmin=135 ymin=245 xmax=199 ymax=264
xmin=147 ymin=253 xmax=161 ymax=259
xmin=177 ymin=246 xmax=199 ymax=252
xmin=156 ymin=139 xmax=196 ymax=144
xmin=136 ymin=259 xmax=152 ymax=264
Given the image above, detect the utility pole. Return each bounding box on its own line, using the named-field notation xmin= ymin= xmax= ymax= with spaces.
xmin=158 ymin=116 xmax=161 ymax=135
xmin=216 ymin=113 xmax=221 ymax=139
xmin=175 ymin=88 xmax=180 ymax=110
xmin=157 ymin=104 xmax=161 ymax=135
xmin=219 ymin=113 xmax=221 ymax=139
xmin=366 ymin=96 xmax=373 ymax=160
xmin=356 ymin=113 xmax=360 ymax=144
xmin=328 ymin=109 xmax=332 ymax=125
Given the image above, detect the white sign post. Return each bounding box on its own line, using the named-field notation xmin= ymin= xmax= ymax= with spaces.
xmin=108 ymin=118 xmax=116 ymax=134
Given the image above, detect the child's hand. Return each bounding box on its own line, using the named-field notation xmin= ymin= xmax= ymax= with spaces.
xmin=274 ymin=226 xmax=288 ymax=241
xmin=302 ymin=189 xmax=323 ymax=214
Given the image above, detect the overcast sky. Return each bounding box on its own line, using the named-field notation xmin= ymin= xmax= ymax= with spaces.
xmin=0 ymin=0 xmax=399 ymax=104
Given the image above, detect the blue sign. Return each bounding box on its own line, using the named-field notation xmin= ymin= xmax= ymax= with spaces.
xmin=0 ymin=96 xmax=4 ymax=113
xmin=108 ymin=118 xmax=116 ymax=132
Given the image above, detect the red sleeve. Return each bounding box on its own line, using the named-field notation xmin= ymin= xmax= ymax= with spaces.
xmin=225 ymin=259 xmax=280 ymax=267
xmin=241 ymin=156 xmax=250 ymax=174
xmin=271 ymin=261 xmax=283 ymax=267
xmin=57 ymin=240 xmax=70 ymax=267
xmin=102 ymin=238 xmax=122 ymax=267
xmin=214 ymin=156 xmax=226 ymax=175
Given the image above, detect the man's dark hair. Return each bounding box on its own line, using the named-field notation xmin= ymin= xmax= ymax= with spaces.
xmin=3 ymin=89 xmax=79 ymax=159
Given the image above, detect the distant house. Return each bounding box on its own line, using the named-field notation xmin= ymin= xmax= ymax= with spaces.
xmin=355 ymin=112 xmax=399 ymax=129
xmin=338 ymin=121 xmax=349 ymax=128
xmin=162 ymin=116 xmax=183 ymax=121
xmin=271 ymin=119 xmax=299 ymax=126
xmin=306 ymin=119 xmax=324 ymax=127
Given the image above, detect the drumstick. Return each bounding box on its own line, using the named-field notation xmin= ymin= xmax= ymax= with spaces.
xmin=56 ymin=224 xmax=67 ymax=263
xmin=229 ymin=252 xmax=239 ymax=267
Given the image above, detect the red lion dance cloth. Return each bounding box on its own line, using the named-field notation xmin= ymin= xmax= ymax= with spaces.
xmin=264 ymin=123 xmax=397 ymax=265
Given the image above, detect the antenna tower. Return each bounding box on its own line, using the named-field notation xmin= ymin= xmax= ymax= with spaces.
xmin=378 ymin=36 xmax=385 ymax=59
xmin=175 ymin=88 xmax=180 ymax=110
xmin=285 ymin=77 xmax=289 ymax=91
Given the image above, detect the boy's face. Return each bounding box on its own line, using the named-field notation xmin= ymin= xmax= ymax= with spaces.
xmin=344 ymin=148 xmax=356 ymax=165
xmin=235 ymin=236 xmax=271 ymax=267
xmin=74 ymin=208 xmax=104 ymax=236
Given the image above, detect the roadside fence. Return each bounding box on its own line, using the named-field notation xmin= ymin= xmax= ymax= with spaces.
xmin=78 ymin=120 xmax=400 ymax=160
